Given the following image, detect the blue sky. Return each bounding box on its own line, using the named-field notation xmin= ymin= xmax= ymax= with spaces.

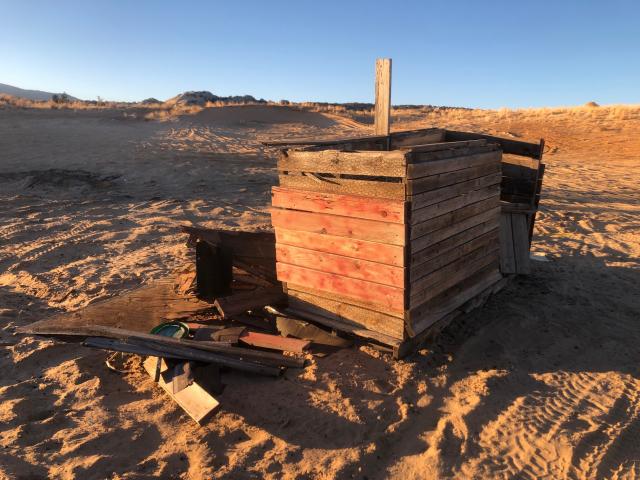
xmin=1 ymin=0 xmax=638 ymax=108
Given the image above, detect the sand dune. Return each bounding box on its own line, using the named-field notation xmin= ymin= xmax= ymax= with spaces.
xmin=1 ymin=104 xmax=639 ymax=479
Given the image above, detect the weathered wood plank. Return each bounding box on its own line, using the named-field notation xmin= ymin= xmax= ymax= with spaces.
xmin=270 ymin=208 xmax=406 ymax=246
xmin=389 ymin=128 xmax=445 ymax=148
xmin=407 ymin=265 xmax=503 ymax=334
xmin=408 ymin=150 xmax=501 ymax=179
xmin=271 ymin=187 xmax=405 ymax=224
xmin=286 ymin=283 xmax=404 ymax=319
xmin=213 ymin=287 xmax=286 ymax=319
xmin=499 ymin=212 xmax=516 ymax=274
xmin=411 ymin=197 xmax=500 ymax=240
xmin=275 ymin=229 xmax=404 ymax=267
xmin=412 ymin=206 xmax=500 ymax=252
xmin=511 ymin=212 xmax=531 ymax=274
xmin=408 ymin=160 xmax=501 ymax=196
xmin=411 ymin=218 xmax=499 ymax=268
xmin=143 ymin=356 xmax=220 ymax=424
xmin=374 ymin=58 xmax=392 ymax=136
xmin=404 ymin=139 xmax=487 ymax=153
xmin=411 ymin=184 xmax=500 ymax=225
xmin=410 ymin=229 xmax=499 ymax=282
xmin=410 ymin=172 xmax=502 ymax=210
xmin=276 ymin=263 xmax=405 ymax=313
xmin=263 ymin=134 xmax=387 ymax=147
xmin=409 ymin=251 xmax=500 ymax=307
xmin=445 ymin=130 xmax=543 ymax=159
xmin=411 ymin=241 xmax=500 ymax=299
xmin=279 ymin=174 xmax=405 ymax=199
xmin=286 ymin=289 xmax=405 ymax=340
xmin=279 ymin=150 xmax=407 ymax=177
xmin=238 ymin=331 xmax=310 ymax=353
xmin=276 ymin=244 xmax=405 ymax=288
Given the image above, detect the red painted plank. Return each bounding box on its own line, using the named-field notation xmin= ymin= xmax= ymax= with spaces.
xmin=272 ymin=187 xmax=406 ymax=224
xmin=270 ymin=208 xmax=405 ymax=246
xmin=276 ymin=262 xmax=405 ymax=313
xmin=275 ymin=229 xmax=404 ymax=267
xmin=276 ymin=244 xmax=404 ymax=287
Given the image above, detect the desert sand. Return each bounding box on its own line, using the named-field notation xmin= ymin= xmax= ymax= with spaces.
xmin=0 ymin=102 xmax=639 ymax=479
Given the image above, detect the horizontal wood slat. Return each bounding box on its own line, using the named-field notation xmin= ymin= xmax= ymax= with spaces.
xmin=410 ymin=172 xmax=501 ymax=210
xmin=279 ymin=174 xmax=405 ymax=199
xmin=271 ymin=208 xmax=406 ymax=245
xmin=403 ymin=139 xmax=487 ymax=153
xmin=410 ymin=250 xmax=500 ymax=308
xmin=407 ymin=160 xmax=501 ymax=196
xmin=408 ymin=265 xmax=502 ymax=333
xmin=410 ymin=229 xmax=499 ymax=283
xmin=272 ymin=186 xmax=405 ymax=223
xmin=411 ymin=206 xmax=500 ymax=256
xmin=408 ymin=150 xmax=501 ymax=179
xmin=445 ymin=130 xmax=543 ymax=159
xmin=286 ymin=289 xmax=405 ymax=340
xmin=389 ymin=128 xmax=445 ymax=148
xmin=410 ymin=196 xmax=500 ymax=240
xmin=286 ymin=283 xmax=404 ymax=319
xmin=279 ymin=150 xmax=407 ymax=177
xmin=276 ymin=244 xmax=405 ymax=288
xmin=276 ymin=263 xmax=405 ymax=313
xmin=275 ymin=229 xmax=404 ymax=267
xmin=411 ymin=184 xmax=500 ymax=225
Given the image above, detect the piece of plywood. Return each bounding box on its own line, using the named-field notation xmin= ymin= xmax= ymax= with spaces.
xmin=271 ymin=187 xmax=405 ymax=224
xmin=143 ymin=356 xmax=220 ymax=424
xmin=279 ymin=174 xmax=405 ymax=200
xmin=276 ymin=263 xmax=405 ymax=313
xmin=279 ymin=150 xmax=407 ymax=177
xmin=276 ymin=244 xmax=405 ymax=288
xmin=275 ymin=229 xmax=404 ymax=267
xmin=270 ymin=208 xmax=406 ymax=246
xmin=374 ymin=58 xmax=392 ymax=136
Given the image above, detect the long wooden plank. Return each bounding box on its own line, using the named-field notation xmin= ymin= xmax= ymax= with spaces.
xmin=286 ymin=289 xmax=405 ymax=340
xmin=408 ymin=160 xmax=501 ymax=196
xmin=279 ymin=150 xmax=407 ymax=177
xmin=271 ymin=186 xmax=405 ymax=224
xmin=407 ymin=265 xmax=503 ymax=334
xmin=276 ymin=244 xmax=404 ymax=288
xmin=404 ymin=139 xmax=487 ymax=153
xmin=374 ymin=58 xmax=392 ymax=136
xmin=502 ymin=162 xmax=538 ymax=180
xmin=411 ymin=219 xmax=498 ymax=268
xmin=511 ymin=213 xmax=531 ymax=274
xmin=270 ymin=208 xmax=406 ymax=246
xmin=143 ymin=357 xmax=220 ymax=424
xmin=410 ymin=172 xmax=501 ymax=210
xmin=276 ymin=263 xmax=405 ymax=312
xmin=411 ymin=184 xmax=500 ymax=225
xmin=409 ymin=251 xmax=500 ymax=308
xmin=444 ymin=130 xmax=543 ymax=159
xmin=213 ymin=287 xmax=285 ymax=319
xmin=410 ymin=229 xmax=499 ymax=282
xmin=389 ymin=128 xmax=445 ymax=148
xmin=286 ymin=283 xmax=404 ymax=319
xmin=412 ymin=206 xmax=500 ymax=252
xmin=411 ymin=240 xmax=499 ymax=297
xmin=499 ymin=212 xmax=516 ymax=274
xmin=276 ymin=229 xmax=404 ymax=267
xmin=279 ymin=174 xmax=405 ymax=200
xmin=408 ymin=150 xmax=501 ymax=179
xmin=410 ymin=196 xmax=499 ymax=240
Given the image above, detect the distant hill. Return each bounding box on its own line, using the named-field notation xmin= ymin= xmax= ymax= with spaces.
xmin=0 ymin=83 xmax=78 ymax=101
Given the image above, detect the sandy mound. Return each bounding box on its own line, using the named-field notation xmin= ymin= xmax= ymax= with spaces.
xmin=189 ymin=105 xmax=338 ymax=128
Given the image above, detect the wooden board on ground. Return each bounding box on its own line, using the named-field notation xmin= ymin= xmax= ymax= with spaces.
xmin=143 ymin=356 xmax=220 ymax=425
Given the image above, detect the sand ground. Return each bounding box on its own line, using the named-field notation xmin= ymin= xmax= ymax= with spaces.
xmin=0 ymin=104 xmax=639 ymax=479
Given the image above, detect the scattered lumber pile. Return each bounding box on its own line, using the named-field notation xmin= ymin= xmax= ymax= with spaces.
xmin=268 ymin=127 xmax=545 ymax=358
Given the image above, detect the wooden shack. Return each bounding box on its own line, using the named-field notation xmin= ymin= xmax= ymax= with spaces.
xmin=269 ymin=128 xmax=544 ymax=358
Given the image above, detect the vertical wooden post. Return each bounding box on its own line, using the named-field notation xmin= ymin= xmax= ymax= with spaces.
xmin=374 ymin=58 xmax=392 ymax=137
